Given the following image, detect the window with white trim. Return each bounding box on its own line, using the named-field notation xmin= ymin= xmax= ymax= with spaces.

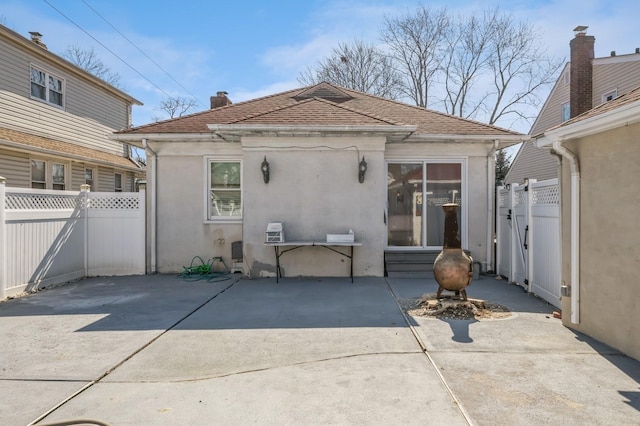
xmin=601 ymin=89 xmax=617 ymax=103
xmin=561 ymin=103 xmax=570 ymax=122
xmin=30 ymin=159 xmax=67 ymax=190
xmin=114 ymin=173 xmax=123 ymax=192
xmin=30 ymin=65 xmax=64 ymax=107
xmin=85 ymin=168 xmax=94 ymax=191
xmin=31 ymin=160 xmax=46 ymax=189
xmin=208 ymin=160 xmax=242 ymax=220
xmin=52 ymin=163 xmax=66 ymax=190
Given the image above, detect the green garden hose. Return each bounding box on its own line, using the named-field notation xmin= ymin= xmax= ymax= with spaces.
xmin=180 ymin=256 xmax=231 ymax=282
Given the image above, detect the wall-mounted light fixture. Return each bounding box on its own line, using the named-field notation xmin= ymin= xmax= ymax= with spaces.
xmin=261 ymin=156 xmax=270 ymax=184
xmin=358 ymin=156 xmax=367 ymax=183
xmin=523 ymin=177 xmax=529 ymax=191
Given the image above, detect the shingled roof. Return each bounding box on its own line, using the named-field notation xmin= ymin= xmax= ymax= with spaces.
xmin=0 ymin=127 xmax=141 ymax=171
xmin=549 ymin=84 xmax=640 ymax=131
xmin=120 ymin=82 xmax=520 ymax=137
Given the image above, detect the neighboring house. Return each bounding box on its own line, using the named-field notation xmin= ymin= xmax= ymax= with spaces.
xmin=0 ymin=25 xmax=143 ymax=192
xmin=534 ymin=85 xmax=640 ymax=361
xmin=506 ymin=26 xmax=640 ymax=184
xmin=113 ymin=83 xmax=526 ymax=277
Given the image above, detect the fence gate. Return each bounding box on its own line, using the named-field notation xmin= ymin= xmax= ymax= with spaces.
xmin=496 ymin=187 xmax=512 ymax=279
xmin=529 ymin=180 xmax=561 ymax=307
xmin=495 ymin=179 xmax=561 ymax=308
xmin=512 ymin=184 xmax=530 ymax=290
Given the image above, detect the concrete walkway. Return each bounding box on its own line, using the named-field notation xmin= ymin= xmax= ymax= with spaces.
xmin=0 ymin=274 xmax=638 ymax=425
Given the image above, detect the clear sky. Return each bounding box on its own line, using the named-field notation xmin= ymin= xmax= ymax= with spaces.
xmin=1 ymin=0 xmax=639 ymax=136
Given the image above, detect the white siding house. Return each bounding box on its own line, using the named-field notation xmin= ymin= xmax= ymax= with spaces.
xmin=0 ymin=25 xmax=144 ymax=191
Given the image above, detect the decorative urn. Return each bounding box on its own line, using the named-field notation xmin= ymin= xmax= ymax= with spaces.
xmin=433 ymin=203 xmax=473 ymax=300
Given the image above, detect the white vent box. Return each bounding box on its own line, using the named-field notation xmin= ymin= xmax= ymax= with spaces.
xmin=265 ymin=222 xmax=284 ymax=243
xmin=327 ymin=229 xmax=354 ymax=243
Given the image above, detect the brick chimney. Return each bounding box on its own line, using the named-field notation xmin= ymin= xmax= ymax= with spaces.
xmin=210 ymin=91 xmax=232 ymax=109
xmin=569 ymin=26 xmax=594 ymax=118
xmin=29 ymin=31 xmax=48 ymax=50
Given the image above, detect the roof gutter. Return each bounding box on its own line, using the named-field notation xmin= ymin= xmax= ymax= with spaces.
xmin=142 ymin=139 xmax=157 ymax=274
xmin=551 ymin=138 xmax=580 ymax=324
xmin=486 ymin=140 xmax=500 ymax=273
xmin=536 ymin=129 xmax=581 ymax=324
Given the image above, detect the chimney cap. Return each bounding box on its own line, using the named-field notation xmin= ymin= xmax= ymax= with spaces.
xmin=29 ymin=31 xmax=43 ymax=39
xmin=573 ymin=25 xmax=588 ymax=34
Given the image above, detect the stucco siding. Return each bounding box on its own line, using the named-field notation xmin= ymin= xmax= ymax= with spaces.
xmin=155 ymin=153 xmax=243 ymax=273
xmin=561 ymin=123 xmax=640 ymax=360
xmin=0 ymin=148 xmax=30 ymax=187
xmin=244 ymin=137 xmax=386 ymax=278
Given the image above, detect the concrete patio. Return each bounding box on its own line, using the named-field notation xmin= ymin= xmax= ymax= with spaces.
xmin=0 ymin=274 xmax=638 ymax=425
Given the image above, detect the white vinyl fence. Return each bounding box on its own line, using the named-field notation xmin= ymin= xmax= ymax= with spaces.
xmin=496 ymin=179 xmax=561 ymax=308
xmin=0 ymin=178 xmax=145 ymax=299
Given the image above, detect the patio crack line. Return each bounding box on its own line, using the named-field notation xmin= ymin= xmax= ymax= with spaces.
xmin=27 ymin=277 xmax=241 ymax=426
xmin=384 ymin=278 xmax=475 ymax=426
xmin=100 ymin=351 xmax=425 ymax=384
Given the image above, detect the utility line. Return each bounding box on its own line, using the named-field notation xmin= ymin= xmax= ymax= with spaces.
xmin=80 ymin=0 xmax=200 ymax=103
xmin=42 ymin=0 xmax=173 ymax=99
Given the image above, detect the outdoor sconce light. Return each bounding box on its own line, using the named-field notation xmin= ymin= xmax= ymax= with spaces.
xmin=358 ymin=156 xmax=367 ymax=183
xmin=261 ymin=156 xmax=270 ymax=184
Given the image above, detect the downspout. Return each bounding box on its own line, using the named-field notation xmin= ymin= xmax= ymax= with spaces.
xmin=142 ymin=139 xmax=157 ymax=274
xmin=486 ymin=140 xmax=500 ymax=273
xmin=552 ymin=139 xmax=580 ymax=324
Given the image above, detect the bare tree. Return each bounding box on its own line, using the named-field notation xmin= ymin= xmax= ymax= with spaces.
xmin=63 ymin=44 xmax=123 ymax=88
xmin=482 ymin=13 xmax=563 ymax=126
xmin=378 ymin=5 xmax=562 ymax=128
xmin=441 ymin=10 xmax=495 ymax=119
xmin=380 ymin=5 xmax=450 ymax=108
xmin=298 ymin=40 xmax=404 ymax=99
xmin=154 ymin=96 xmax=198 ymax=120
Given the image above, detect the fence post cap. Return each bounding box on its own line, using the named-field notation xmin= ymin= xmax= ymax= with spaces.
xmin=0 ymin=176 xmax=6 ymax=184
xmin=80 ymin=184 xmax=91 ymax=192
xmin=138 ymin=183 xmax=146 ymax=191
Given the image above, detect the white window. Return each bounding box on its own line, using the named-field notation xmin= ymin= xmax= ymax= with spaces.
xmin=31 ymin=159 xmax=67 ymax=190
xmin=85 ymin=168 xmax=94 ymax=191
xmin=52 ymin=163 xmax=66 ymax=190
xmin=31 ymin=160 xmax=46 ymax=189
xmin=114 ymin=173 xmax=123 ymax=192
xmin=601 ymin=89 xmax=617 ymax=103
xmin=30 ymin=65 xmax=64 ymax=107
xmin=207 ymin=160 xmax=242 ymax=220
xmin=561 ymin=103 xmax=570 ymax=122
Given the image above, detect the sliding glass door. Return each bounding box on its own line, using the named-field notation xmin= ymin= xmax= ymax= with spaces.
xmin=387 ymin=161 xmax=464 ymax=249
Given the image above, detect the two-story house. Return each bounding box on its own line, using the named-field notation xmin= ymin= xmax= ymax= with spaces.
xmin=0 ymin=25 xmax=143 ymax=191
xmin=505 ymin=26 xmax=640 ymax=184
